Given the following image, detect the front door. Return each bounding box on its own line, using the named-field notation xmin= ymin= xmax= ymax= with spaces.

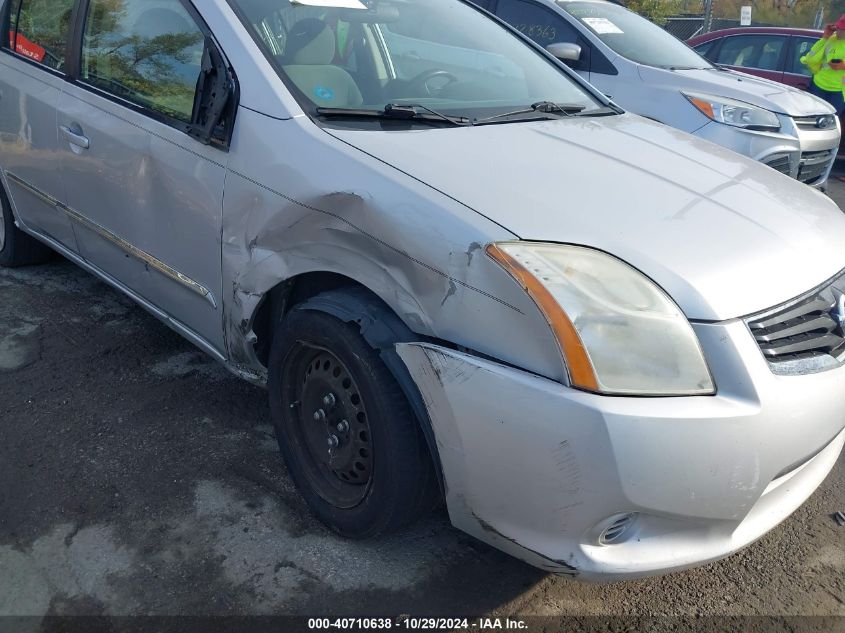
xmin=56 ymin=0 xmax=227 ymax=354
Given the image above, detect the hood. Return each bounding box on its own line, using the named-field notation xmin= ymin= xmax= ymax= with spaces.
xmin=637 ymin=65 xmax=835 ymax=116
xmin=327 ymin=114 xmax=845 ymax=321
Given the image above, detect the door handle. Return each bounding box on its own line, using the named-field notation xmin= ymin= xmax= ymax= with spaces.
xmin=59 ymin=125 xmax=90 ymax=150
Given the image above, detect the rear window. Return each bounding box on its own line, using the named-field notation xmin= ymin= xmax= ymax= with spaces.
xmin=8 ymin=0 xmax=75 ymax=71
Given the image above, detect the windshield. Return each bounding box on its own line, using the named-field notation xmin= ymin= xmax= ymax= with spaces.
xmin=231 ymin=0 xmax=605 ymax=123
xmin=560 ymin=1 xmax=711 ymax=69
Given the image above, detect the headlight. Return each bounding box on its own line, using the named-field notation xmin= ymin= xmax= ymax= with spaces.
xmin=487 ymin=242 xmax=715 ymax=396
xmin=683 ymin=92 xmax=780 ymax=131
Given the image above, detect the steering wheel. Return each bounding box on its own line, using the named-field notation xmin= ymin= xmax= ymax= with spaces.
xmin=406 ymin=69 xmax=459 ymax=97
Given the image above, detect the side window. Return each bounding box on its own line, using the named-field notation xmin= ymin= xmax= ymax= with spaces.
xmin=8 ymin=0 xmax=75 ymax=71
xmin=787 ymin=37 xmax=816 ymax=76
xmin=715 ymin=35 xmax=786 ymax=72
xmin=496 ymin=0 xmax=592 ymax=72
xmin=81 ymin=0 xmax=205 ymax=123
xmin=692 ymin=41 xmax=716 ymax=60
xmin=469 ymin=0 xmax=494 ymax=9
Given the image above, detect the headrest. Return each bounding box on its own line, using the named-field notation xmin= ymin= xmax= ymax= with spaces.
xmin=284 ymin=18 xmax=336 ymax=65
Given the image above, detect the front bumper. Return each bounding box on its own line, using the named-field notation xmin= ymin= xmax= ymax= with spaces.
xmin=693 ymin=114 xmax=840 ymax=189
xmin=396 ymin=319 xmax=845 ymax=581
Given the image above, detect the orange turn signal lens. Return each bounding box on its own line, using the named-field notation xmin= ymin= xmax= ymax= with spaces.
xmin=688 ymin=97 xmax=715 ymax=120
xmin=486 ymin=244 xmax=599 ymax=392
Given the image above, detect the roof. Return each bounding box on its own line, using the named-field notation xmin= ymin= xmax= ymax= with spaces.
xmin=687 ymin=26 xmax=823 ymax=44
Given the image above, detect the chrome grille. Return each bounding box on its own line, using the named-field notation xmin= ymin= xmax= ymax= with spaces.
xmin=794 ymin=114 xmax=837 ymax=131
xmin=746 ymin=272 xmax=845 ymax=374
xmin=798 ymin=149 xmax=835 ymax=184
xmin=764 ymin=153 xmax=791 ymax=176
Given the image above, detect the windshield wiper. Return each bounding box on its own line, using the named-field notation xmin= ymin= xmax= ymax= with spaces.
xmin=569 ymin=105 xmax=622 ymax=117
xmin=316 ymin=103 xmax=471 ymax=126
xmin=473 ymin=101 xmax=585 ymax=125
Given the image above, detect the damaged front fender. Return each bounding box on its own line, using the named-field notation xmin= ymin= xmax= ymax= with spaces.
xmin=393 ymin=342 xmax=627 ymax=577
xmin=220 ymin=108 xmax=565 ymax=384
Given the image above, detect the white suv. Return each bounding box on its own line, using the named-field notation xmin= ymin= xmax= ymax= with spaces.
xmin=477 ymin=0 xmax=841 ymax=188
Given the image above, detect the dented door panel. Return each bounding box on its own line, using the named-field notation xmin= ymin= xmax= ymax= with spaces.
xmin=57 ymin=83 xmax=227 ymax=353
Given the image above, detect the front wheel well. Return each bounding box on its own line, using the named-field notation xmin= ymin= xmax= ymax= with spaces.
xmin=252 ymin=271 xmax=363 ymax=367
xmin=253 ymin=273 xmax=446 ymax=494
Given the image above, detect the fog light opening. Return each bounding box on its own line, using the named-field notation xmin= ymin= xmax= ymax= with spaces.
xmin=598 ymin=512 xmax=638 ymax=545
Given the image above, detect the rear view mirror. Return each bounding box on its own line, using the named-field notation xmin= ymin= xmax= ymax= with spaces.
xmin=339 ymin=5 xmax=400 ymax=23
xmin=547 ymin=42 xmax=582 ymax=62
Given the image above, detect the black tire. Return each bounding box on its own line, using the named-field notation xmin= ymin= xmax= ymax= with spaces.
xmin=268 ymin=304 xmax=439 ymax=538
xmin=0 ymin=186 xmax=52 ymax=268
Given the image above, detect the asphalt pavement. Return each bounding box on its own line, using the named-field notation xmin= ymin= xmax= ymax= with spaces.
xmin=0 ymin=168 xmax=844 ymax=621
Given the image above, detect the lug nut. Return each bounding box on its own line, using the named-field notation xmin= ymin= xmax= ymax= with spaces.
xmin=323 ymin=393 xmax=336 ymax=408
xmin=327 ymin=434 xmax=339 ymax=448
xmin=336 ymin=420 xmax=349 ymax=433
xmin=313 ymin=409 xmax=326 ymax=422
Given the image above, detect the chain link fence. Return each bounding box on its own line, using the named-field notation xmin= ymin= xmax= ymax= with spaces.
xmin=658 ymin=0 xmax=827 ymax=40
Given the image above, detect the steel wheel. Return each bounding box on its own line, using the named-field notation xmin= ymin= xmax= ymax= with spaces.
xmin=282 ymin=344 xmax=374 ymax=509
xmin=269 ymin=300 xmax=440 ymax=537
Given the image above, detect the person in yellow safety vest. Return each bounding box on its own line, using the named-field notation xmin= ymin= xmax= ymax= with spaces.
xmin=801 ymin=17 xmax=845 ymax=115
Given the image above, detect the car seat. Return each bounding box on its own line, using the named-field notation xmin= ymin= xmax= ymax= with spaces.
xmin=281 ymin=18 xmax=363 ymax=108
xmin=757 ymin=44 xmax=781 ymax=70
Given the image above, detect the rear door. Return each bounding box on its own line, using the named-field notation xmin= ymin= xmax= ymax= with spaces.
xmin=711 ymin=33 xmax=786 ymax=84
xmin=0 ymin=0 xmax=78 ymax=252
xmin=56 ymin=0 xmax=231 ymax=355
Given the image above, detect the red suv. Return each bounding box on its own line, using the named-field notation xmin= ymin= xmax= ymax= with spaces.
xmin=687 ymin=27 xmax=821 ymax=90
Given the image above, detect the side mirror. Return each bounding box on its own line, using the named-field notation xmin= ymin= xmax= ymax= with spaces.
xmin=189 ymin=36 xmax=237 ymax=150
xmin=547 ymin=42 xmax=582 ymax=62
